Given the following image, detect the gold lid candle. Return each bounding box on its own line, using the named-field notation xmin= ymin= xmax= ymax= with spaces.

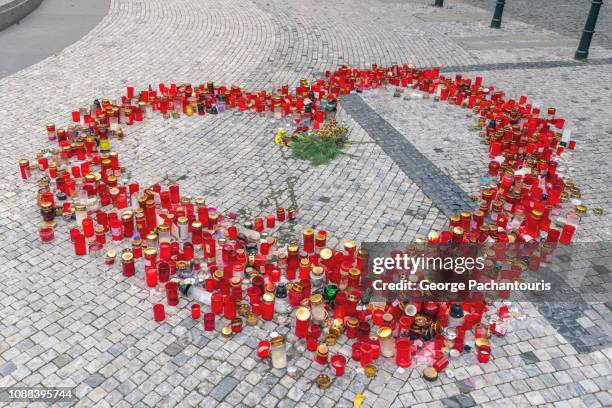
xmin=310 ymin=294 xmax=325 ymax=322
xmin=121 ymin=252 xmax=135 ymax=277
xmin=303 ymin=228 xmax=315 ymax=253
xmin=295 ymin=306 xmax=311 ymax=338
xmin=377 ymin=326 xmax=395 ymax=358
xmin=270 ymin=336 xmax=287 ymax=369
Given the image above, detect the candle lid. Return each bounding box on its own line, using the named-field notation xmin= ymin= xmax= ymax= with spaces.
xmin=364 ymin=364 xmax=377 ymax=378
xmin=404 ymin=304 xmax=417 ymax=317
xmin=320 ymin=248 xmax=333 ymax=260
xmin=310 ymin=294 xmax=323 ymax=304
xmin=423 ymin=366 xmax=438 ymax=381
xmin=324 ymin=334 xmax=337 ymax=346
xmin=475 ymin=337 xmax=490 ymax=348
xmin=315 ymin=374 xmax=331 ymax=389
xmin=271 ymin=336 xmax=285 ymax=346
xmin=221 ymin=327 xmax=233 ymax=338
xmin=311 ymin=266 xmax=324 ymax=277
xmin=144 ymin=247 xmax=157 ymax=256
xmin=121 ymin=252 xmax=134 ymax=262
xmin=316 ymin=344 xmax=328 ymax=355
xmin=296 ymin=307 xmax=311 ymax=321
xmin=376 ymin=327 xmax=392 ymax=339
xmin=275 ymin=283 xmax=288 ymax=299
xmin=344 ymin=240 xmax=356 ymax=249
xmin=246 ymin=313 xmax=258 ymax=326
xmin=450 ymin=303 xmax=464 ymax=318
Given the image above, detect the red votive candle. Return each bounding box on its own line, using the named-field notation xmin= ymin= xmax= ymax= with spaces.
xmin=166 ymin=282 xmax=179 ymax=306
xmin=295 ymin=307 xmax=311 ymax=338
xmin=360 ymin=343 xmax=373 ymax=367
xmin=254 ymin=217 xmax=264 ymax=232
xmin=191 ymin=304 xmax=201 ymax=319
xmin=303 ymin=228 xmax=315 ymax=253
xmin=306 ymin=336 xmax=318 ymax=352
xmin=257 ymin=340 xmax=271 ymax=358
xmin=227 ymin=225 xmax=238 ymax=241
xmin=204 ymin=313 xmax=215 ymax=331
xmin=261 ymin=293 xmax=275 ymax=321
xmin=146 ymin=268 xmax=157 ymax=287
xmin=433 ymin=356 xmax=449 ymax=372
xmin=247 ymin=286 xmax=261 ymax=304
xmin=211 ymin=293 xmax=223 ymax=315
xmin=351 ymin=341 xmax=362 ymax=361
xmin=477 ymin=346 xmax=491 ymax=363
xmin=158 ymin=262 xmax=170 ymax=283
xmin=39 ymin=225 xmax=54 ymax=243
xmin=372 ymin=309 xmax=385 ymax=326
xmin=396 ymin=339 xmax=412 ymax=368
xmin=559 ymin=224 xmax=576 ymax=244
xmin=266 ymin=215 xmax=275 ymax=228
xmin=331 ymin=354 xmax=346 ymax=376
xmin=346 ymin=318 xmax=358 ymax=339
xmin=73 ymin=231 xmax=86 ymax=256
xmin=370 ymin=340 xmax=381 ymax=360
xmin=121 ymin=252 xmax=135 ymax=277
xmin=309 ymin=324 xmax=321 ymax=339
xmin=153 ymin=304 xmax=165 ymax=321
xmin=315 ymin=344 xmax=329 ymax=365
xmin=223 ymin=295 xmax=237 ymax=320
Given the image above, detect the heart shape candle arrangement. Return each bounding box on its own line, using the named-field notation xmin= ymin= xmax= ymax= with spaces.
xmin=20 ymin=64 xmax=582 ymax=381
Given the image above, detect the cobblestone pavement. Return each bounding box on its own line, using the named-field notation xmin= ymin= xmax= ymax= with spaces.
xmin=0 ymin=0 xmax=611 ymax=407
xmin=459 ymin=0 xmax=612 ymax=49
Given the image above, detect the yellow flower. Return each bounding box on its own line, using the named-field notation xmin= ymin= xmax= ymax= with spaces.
xmin=275 ymin=128 xmax=286 ymax=145
xmin=354 ymin=394 xmax=365 ymax=408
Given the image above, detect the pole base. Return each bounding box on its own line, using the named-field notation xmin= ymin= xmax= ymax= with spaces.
xmin=574 ymin=50 xmax=589 ymax=60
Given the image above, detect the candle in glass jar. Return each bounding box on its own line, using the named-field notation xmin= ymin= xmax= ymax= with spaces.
xmin=74 ymin=204 xmax=87 ymax=226
xmin=19 ymin=159 xmax=31 ymax=180
xmin=146 ymin=268 xmax=157 ymax=287
xmin=270 ymin=336 xmax=287 ymax=369
xmin=303 ymin=228 xmax=315 ymax=253
xmin=262 ymin=292 xmax=275 ymax=321
xmin=377 ymin=327 xmax=395 ymax=357
xmin=121 ymin=252 xmax=135 ymax=276
xmin=144 ymin=247 xmax=157 ymax=271
xmin=310 ymin=294 xmax=325 ymax=322
xmin=346 ymin=317 xmax=359 ymax=338
xmin=310 ymin=266 xmax=325 ymax=290
xmin=315 ymin=344 xmax=329 ymax=365
xmin=295 ymin=306 xmax=311 ymax=338
xmin=177 ymin=216 xmax=189 ymax=240
xmin=39 ymin=224 xmax=54 ymax=243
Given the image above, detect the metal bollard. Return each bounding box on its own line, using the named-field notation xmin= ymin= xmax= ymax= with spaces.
xmin=575 ymin=0 xmax=604 ymax=60
xmin=490 ymin=0 xmax=506 ymax=29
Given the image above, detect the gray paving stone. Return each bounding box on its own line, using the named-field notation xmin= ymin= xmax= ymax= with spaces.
xmin=210 ymin=376 xmax=240 ymax=402
xmin=84 ymin=373 xmax=106 ymax=389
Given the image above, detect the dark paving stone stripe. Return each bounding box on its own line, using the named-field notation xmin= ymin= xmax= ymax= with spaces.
xmin=341 ymin=93 xmax=475 ymax=218
xmin=435 ymin=57 xmax=612 ymax=73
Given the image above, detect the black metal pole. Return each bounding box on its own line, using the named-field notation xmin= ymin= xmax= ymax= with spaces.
xmin=490 ymin=0 xmax=506 ymax=29
xmin=435 ymin=0 xmax=444 ymax=7
xmin=575 ymin=0 xmax=603 ymax=60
